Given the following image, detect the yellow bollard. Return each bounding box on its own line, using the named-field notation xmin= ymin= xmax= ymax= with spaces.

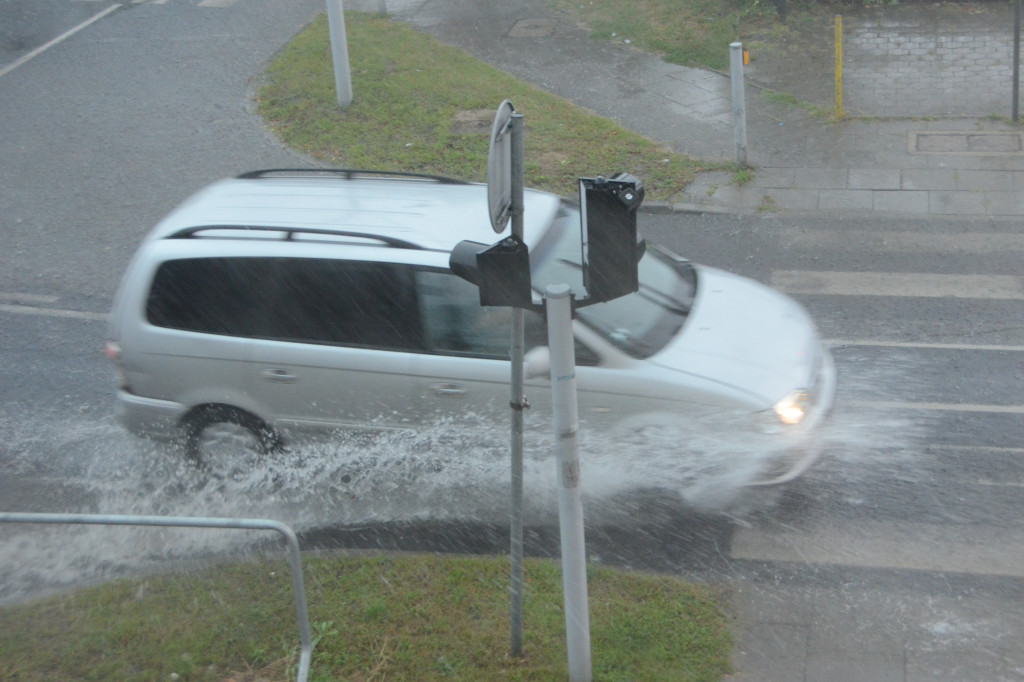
xmin=835 ymin=15 xmax=844 ymax=121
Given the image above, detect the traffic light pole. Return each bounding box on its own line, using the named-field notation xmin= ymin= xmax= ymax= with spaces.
xmin=508 ymin=112 xmax=527 ymax=659
xmin=459 ymin=104 xmax=639 ymax=672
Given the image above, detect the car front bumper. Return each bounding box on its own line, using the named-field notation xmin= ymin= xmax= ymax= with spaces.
xmin=750 ymin=346 xmax=838 ymax=486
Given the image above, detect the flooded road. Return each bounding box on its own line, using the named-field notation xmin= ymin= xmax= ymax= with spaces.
xmin=1 ymin=0 xmax=1022 ymax=678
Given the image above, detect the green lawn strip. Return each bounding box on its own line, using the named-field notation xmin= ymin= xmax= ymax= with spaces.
xmin=556 ymin=0 xmax=793 ymax=72
xmin=257 ymin=13 xmax=714 ymax=202
xmin=0 ymin=555 xmax=732 ymax=680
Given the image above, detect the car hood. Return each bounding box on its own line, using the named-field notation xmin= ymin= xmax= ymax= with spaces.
xmin=648 ymin=265 xmax=822 ymax=407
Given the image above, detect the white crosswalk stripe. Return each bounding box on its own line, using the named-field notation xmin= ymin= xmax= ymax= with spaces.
xmin=779 ymin=228 xmax=1024 ymax=255
xmin=771 ymin=270 xmax=1024 ymax=299
xmin=732 ymin=521 xmax=1024 ymax=578
xmin=74 ymin=0 xmax=244 ymax=5
xmin=741 ymin=228 xmax=1023 ymax=577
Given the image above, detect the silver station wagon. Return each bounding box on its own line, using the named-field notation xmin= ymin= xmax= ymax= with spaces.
xmin=107 ymin=169 xmax=835 ymax=485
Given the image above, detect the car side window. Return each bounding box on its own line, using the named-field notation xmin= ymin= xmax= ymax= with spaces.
xmin=147 ymin=257 xmax=424 ymax=351
xmin=266 ymin=259 xmax=423 ymax=350
xmin=414 ymin=270 xmax=598 ymax=365
xmin=147 ymin=257 xmax=263 ymax=336
xmin=416 ymin=270 xmax=512 ymax=358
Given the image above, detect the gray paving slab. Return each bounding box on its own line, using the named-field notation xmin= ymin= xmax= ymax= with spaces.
xmin=849 ymin=168 xmax=901 ymax=190
xmin=818 ymin=189 xmax=875 ymax=211
xmin=902 ymin=169 xmax=959 ymax=191
xmin=791 ymin=168 xmax=847 ymax=190
xmin=874 ymin=189 xmax=931 ymax=214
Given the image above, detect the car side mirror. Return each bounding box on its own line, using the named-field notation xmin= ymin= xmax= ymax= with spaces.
xmin=524 ymin=346 xmax=551 ymax=379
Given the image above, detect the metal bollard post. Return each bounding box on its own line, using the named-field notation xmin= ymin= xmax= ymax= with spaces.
xmin=835 ymin=15 xmax=844 ymax=121
xmin=326 ymin=0 xmax=353 ymax=107
xmin=729 ymin=42 xmax=748 ymax=168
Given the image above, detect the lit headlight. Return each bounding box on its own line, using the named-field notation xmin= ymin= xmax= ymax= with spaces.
xmin=774 ymin=389 xmax=810 ymax=426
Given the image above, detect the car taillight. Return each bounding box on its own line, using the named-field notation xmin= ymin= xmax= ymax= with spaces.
xmin=105 ymin=341 xmax=122 ymax=361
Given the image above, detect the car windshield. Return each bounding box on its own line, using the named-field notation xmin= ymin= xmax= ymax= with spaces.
xmin=531 ymin=208 xmax=697 ymax=358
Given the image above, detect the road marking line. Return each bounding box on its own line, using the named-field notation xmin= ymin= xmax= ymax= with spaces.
xmin=781 ymin=229 xmax=1024 ymax=255
xmin=0 ymin=4 xmax=120 ymax=79
xmin=826 ymin=338 xmax=1024 ymax=352
xmin=0 ymin=304 xmax=107 ymax=322
xmin=931 ymin=444 xmax=1024 ymax=455
xmin=771 ymin=270 xmax=1024 ymax=300
xmin=732 ymin=521 xmax=1024 ymax=578
xmin=844 ymin=399 xmax=1024 ymax=415
xmin=0 ymin=293 xmax=59 ymax=304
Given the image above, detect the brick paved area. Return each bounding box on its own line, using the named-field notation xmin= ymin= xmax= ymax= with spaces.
xmin=845 ymin=4 xmax=1015 ymax=116
xmin=748 ymin=2 xmax=1019 ymax=119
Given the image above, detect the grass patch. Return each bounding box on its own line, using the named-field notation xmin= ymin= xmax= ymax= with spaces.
xmin=0 ymin=554 xmax=733 ymax=680
xmin=257 ymin=13 xmax=710 ymax=201
xmin=732 ymin=167 xmax=755 ymax=185
xmin=764 ymin=89 xmax=832 ymax=119
xmin=556 ymin=0 xmax=785 ymax=71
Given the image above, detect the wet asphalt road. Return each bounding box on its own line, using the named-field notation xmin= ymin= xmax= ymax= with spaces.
xmin=1 ymin=2 xmax=1023 ymax=677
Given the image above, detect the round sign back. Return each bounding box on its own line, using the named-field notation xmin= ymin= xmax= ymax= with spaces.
xmin=487 ymin=100 xmax=515 ymax=233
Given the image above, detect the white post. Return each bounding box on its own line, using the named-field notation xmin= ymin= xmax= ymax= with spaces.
xmin=729 ymin=42 xmax=747 ymax=168
xmin=545 ymin=284 xmax=592 ymax=682
xmin=326 ymin=0 xmax=353 ymax=107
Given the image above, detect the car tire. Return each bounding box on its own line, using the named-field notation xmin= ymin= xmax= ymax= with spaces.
xmin=183 ymin=406 xmax=280 ymax=469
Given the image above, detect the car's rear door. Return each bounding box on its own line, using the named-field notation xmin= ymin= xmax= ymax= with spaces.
xmin=245 ymin=258 xmax=422 ymax=434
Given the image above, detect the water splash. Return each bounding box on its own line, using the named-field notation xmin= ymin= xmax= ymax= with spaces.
xmin=0 ymin=376 xmax=923 ymax=604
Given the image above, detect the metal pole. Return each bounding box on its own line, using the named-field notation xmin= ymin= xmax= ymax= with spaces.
xmin=545 ymin=284 xmax=592 ymax=682
xmin=835 ymin=15 xmax=844 ymax=121
xmin=326 ymin=0 xmax=353 ymax=107
xmin=1014 ymin=0 xmax=1021 ymax=121
xmin=729 ymin=42 xmax=748 ymax=169
xmin=508 ymin=112 xmax=527 ymax=658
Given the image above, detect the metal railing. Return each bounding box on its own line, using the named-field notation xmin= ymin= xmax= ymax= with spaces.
xmin=0 ymin=512 xmax=312 ymax=682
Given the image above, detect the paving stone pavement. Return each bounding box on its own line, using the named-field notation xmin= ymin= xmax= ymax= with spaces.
xmin=843 ymin=3 xmax=1013 ymax=117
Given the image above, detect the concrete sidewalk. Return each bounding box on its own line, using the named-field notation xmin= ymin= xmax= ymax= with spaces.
xmin=356 ymin=0 xmax=1024 ymax=219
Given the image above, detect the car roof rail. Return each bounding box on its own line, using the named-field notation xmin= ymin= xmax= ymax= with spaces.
xmin=236 ymin=168 xmax=469 ymax=185
xmin=166 ymin=225 xmax=426 ymax=250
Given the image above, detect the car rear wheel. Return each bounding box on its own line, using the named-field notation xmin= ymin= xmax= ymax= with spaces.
xmin=183 ymin=406 xmax=280 ymax=473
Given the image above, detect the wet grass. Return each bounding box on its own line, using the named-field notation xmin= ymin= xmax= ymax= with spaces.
xmin=556 ymin=0 xmax=791 ymax=72
xmin=764 ymin=90 xmax=832 ymax=119
xmin=0 ymin=554 xmax=732 ymax=681
xmin=256 ymin=13 xmax=720 ymax=201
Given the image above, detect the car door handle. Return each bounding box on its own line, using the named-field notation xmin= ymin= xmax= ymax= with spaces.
xmin=431 ymin=382 xmax=466 ymax=398
xmin=261 ymin=368 xmax=297 ymax=383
